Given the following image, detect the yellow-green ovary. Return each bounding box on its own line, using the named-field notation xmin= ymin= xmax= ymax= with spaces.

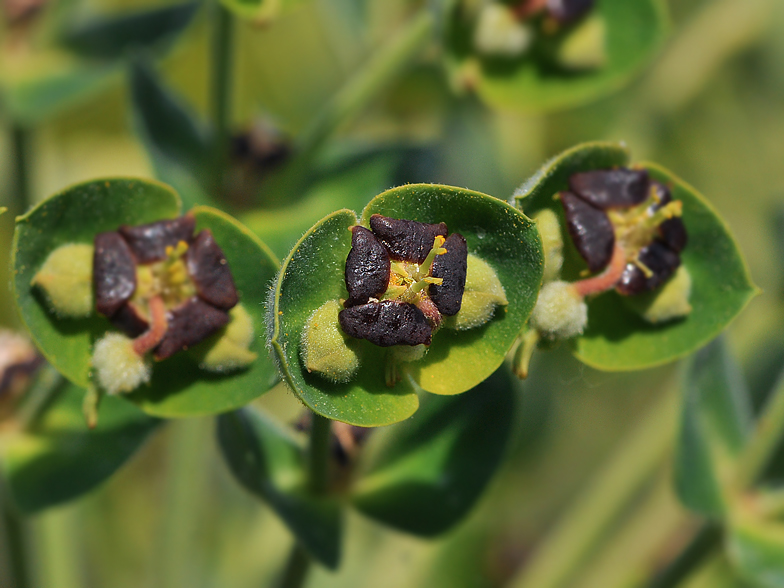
xmin=301 ymin=300 xmax=360 ymax=383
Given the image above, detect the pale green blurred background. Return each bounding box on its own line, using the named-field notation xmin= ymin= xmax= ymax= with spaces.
xmin=1 ymin=0 xmax=783 ymax=586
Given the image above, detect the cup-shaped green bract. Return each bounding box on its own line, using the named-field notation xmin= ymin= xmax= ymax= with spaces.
xmin=515 ymin=142 xmax=757 ymax=371
xmin=12 ymin=178 xmax=280 ymax=418
xmin=269 ymin=184 xmax=543 ymax=426
xmin=444 ymin=0 xmax=667 ymax=113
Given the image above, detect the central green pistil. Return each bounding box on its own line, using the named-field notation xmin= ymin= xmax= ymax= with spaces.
xmin=132 ymin=241 xmax=196 ymax=313
xmin=382 ymin=236 xmax=446 ymax=304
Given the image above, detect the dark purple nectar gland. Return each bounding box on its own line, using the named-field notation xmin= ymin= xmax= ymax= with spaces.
xmin=93 ymin=217 xmax=239 ymax=361
xmin=545 ymin=0 xmax=595 ymax=22
xmin=339 ymin=216 xmax=468 ymax=353
xmin=559 ymin=169 xmax=688 ymax=298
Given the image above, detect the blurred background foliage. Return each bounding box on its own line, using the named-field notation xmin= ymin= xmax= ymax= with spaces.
xmin=1 ymin=0 xmax=783 ymax=586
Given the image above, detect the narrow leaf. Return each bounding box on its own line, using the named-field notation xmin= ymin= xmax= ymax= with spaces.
xmin=216 ymin=408 xmax=342 ymax=568
xmin=350 ymin=366 xmax=517 ymax=536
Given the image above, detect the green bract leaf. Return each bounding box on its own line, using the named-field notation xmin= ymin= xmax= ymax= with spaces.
xmin=129 ymin=206 xmax=280 ymax=417
xmin=219 ymin=0 xmax=306 ymax=23
xmin=0 ymin=52 xmax=115 ymax=125
xmin=269 ymin=210 xmax=419 ymax=427
xmin=61 ymin=2 xmax=199 ymax=60
xmin=1 ymin=372 xmax=159 ymax=514
xmin=13 ymin=178 xmax=181 ymax=389
xmin=13 ymin=179 xmax=280 ymax=418
xmin=361 ymin=184 xmax=542 ymax=396
xmin=444 ymin=0 xmax=668 ymax=112
xmin=515 ymin=142 xmax=758 ymax=371
xmin=674 ymin=337 xmax=752 ymax=518
xmin=269 ymin=185 xmax=542 ymax=425
xmin=350 ymin=366 xmax=517 ymax=536
xmin=728 ymin=509 xmax=784 ymax=588
xmin=216 ymin=408 xmax=341 ymax=568
xmin=129 ymin=56 xmax=213 ymax=209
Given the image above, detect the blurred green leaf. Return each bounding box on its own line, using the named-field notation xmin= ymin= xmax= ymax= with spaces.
xmin=0 ymin=53 xmax=116 ymax=126
xmin=216 ymin=408 xmax=342 ymax=568
xmin=129 ymin=57 xmax=213 ymax=209
xmin=61 ymin=2 xmax=199 ymax=60
xmin=351 ymin=366 xmax=517 ymax=536
xmin=444 ymin=0 xmax=668 ymax=112
xmin=220 ymin=0 xmax=306 ymax=22
xmin=129 ymin=206 xmax=280 ymax=417
xmin=728 ymin=510 xmax=784 ymax=588
xmin=269 ymin=210 xmax=420 ymax=427
xmin=674 ymin=337 xmax=752 ymax=517
xmin=1 ymin=373 xmax=159 ymax=514
xmin=242 ymin=154 xmax=397 ymax=260
xmin=13 ymin=178 xmax=181 ymax=389
xmin=515 ymin=142 xmax=758 ymax=371
xmin=361 ymin=184 xmax=543 ymax=395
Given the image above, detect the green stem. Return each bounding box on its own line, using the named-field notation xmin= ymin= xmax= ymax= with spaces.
xmin=736 ymin=373 xmax=784 ymax=488
xmin=1 ymin=476 xmax=32 ymax=588
xmin=278 ymin=412 xmax=332 ymax=588
xmin=279 ymin=543 xmax=311 ymax=588
xmin=154 ymin=418 xmax=211 ymax=588
xmin=15 ymin=364 xmax=65 ymax=431
xmin=210 ymin=0 xmax=235 ymax=192
xmin=269 ymin=10 xmax=434 ymax=198
xmin=11 ymin=124 xmax=31 ymax=214
xmin=645 ymin=524 xmax=722 ymax=588
xmin=508 ymin=388 xmax=678 ymax=588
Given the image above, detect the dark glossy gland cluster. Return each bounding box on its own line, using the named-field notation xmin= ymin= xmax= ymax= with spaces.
xmin=338 ymin=215 xmax=468 ymax=347
xmin=93 ymin=214 xmax=238 ymax=360
xmin=516 ymin=0 xmax=595 ymax=22
xmin=561 ymin=168 xmax=688 ymax=296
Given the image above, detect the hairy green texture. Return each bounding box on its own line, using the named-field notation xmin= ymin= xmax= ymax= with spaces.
xmin=444 ymin=0 xmax=668 ymax=112
xmin=31 ymin=243 xmax=94 ymax=318
xmin=13 ymin=178 xmax=181 ymax=389
xmin=128 ymin=206 xmax=280 ymax=417
xmin=13 ymin=179 xmax=280 ymax=418
xmin=515 ymin=142 xmax=758 ymax=371
xmin=269 ymin=184 xmax=542 ymax=426
xmin=301 ymin=300 xmax=360 ymax=384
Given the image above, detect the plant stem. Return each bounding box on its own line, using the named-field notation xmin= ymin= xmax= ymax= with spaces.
xmin=15 ymin=364 xmax=65 ymax=431
xmin=269 ymin=10 xmax=434 ymax=198
xmin=1 ymin=476 xmax=32 ymax=588
xmin=645 ymin=524 xmax=722 ymax=588
xmin=11 ymin=124 xmax=31 ymax=214
xmin=736 ymin=372 xmax=784 ymax=488
xmin=210 ymin=0 xmax=235 ymax=192
xmin=154 ymin=418 xmax=211 ymax=588
xmin=508 ymin=387 xmax=679 ymax=588
xmin=278 ymin=412 xmax=332 ymax=588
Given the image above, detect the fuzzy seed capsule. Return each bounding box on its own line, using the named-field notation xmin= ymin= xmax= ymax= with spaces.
xmin=32 ymin=243 xmax=94 ymax=318
xmin=301 ymin=300 xmax=361 ymax=383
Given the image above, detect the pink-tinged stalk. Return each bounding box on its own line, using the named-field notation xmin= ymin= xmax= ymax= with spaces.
xmin=573 ymin=245 xmax=627 ymax=298
xmin=133 ymin=296 xmax=168 ymax=355
xmin=513 ymin=0 xmax=547 ymax=19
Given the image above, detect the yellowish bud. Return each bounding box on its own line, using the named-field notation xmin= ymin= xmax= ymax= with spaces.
xmin=625 ymin=266 xmax=693 ymax=324
xmin=92 ymin=333 xmax=150 ymax=395
xmin=444 ymin=254 xmax=508 ymax=331
xmin=534 ymin=209 xmax=564 ymax=283
xmin=32 ymin=243 xmax=94 ymax=318
xmin=531 ymin=280 xmax=587 ymax=339
xmin=195 ymin=304 xmax=258 ymax=372
xmin=301 ymin=300 xmax=360 ymax=384
xmin=556 ymin=14 xmax=607 ymax=71
xmin=473 ymin=4 xmax=533 ymax=57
